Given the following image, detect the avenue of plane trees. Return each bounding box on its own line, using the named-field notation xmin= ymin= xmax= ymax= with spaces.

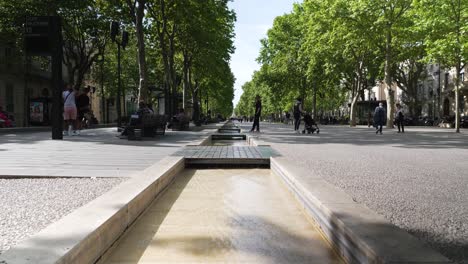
xmin=235 ymin=0 xmax=467 ymax=131
xmin=0 ymin=0 xmax=236 ymax=120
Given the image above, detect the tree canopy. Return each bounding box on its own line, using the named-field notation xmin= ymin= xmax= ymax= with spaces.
xmin=0 ymin=0 xmax=236 ymax=120
xmin=235 ymin=0 xmax=467 ymax=132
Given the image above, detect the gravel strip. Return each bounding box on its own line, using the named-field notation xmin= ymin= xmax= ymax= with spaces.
xmin=242 ymin=123 xmax=468 ymax=264
xmin=0 ymin=177 xmax=127 ymax=254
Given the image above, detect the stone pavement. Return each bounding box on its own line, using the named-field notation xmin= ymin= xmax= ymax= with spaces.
xmin=240 ymin=122 xmax=468 ymax=264
xmin=0 ymin=127 xmax=214 ymax=178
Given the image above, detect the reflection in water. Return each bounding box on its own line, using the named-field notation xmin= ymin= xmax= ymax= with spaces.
xmin=101 ymin=169 xmax=343 ymax=264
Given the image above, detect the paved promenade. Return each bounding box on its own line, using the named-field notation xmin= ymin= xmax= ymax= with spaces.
xmin=240 ymin=122 xmax=468 ymax=264
xmin=0 ymin=126 xmax=216 ymax=253
xmin=0 ymin=127 xmax=212 ymax=178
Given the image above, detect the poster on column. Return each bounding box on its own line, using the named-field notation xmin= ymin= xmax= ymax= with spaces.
xmin=30 ymin=101 xmax=44 ymax=123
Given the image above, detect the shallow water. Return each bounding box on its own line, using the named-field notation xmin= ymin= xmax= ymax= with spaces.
xmin=210 ymin=139 xmax=247 ymax=146
xmin=102 ymin=169 xmax=343 ymax=263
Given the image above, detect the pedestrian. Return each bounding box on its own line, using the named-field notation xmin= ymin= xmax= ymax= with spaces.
xmin=367 ymin=111 xmax=373 ymax=127
xmin=283 ymin=111 xmax=289 ymax=125
xmin=62 ymin=84 xmax=78 ymax=136
xmin=373 ymin=102 xmax=386 ymax=135
xmin=293 ymin=97 xmax=304 ymax=133
xmin=250 ymin=95 xmax=262 ymax=132
xmin=395 ymin=103 xmax=405 ymax=133
xmin=76 ymin=87 xmax=91 ymax=134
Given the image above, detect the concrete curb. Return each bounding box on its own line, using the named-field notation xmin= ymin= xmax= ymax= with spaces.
xmin=270 ymin=156 xmax=452 ymax=264
xmin=0 ymin=156 xmax=185 ymax=264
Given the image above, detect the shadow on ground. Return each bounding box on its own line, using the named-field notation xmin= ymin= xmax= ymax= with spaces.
xmin=0 ymin=127 xmax=211 ymax=149
xmin=240 ymin=123 xmax=468 ymax=149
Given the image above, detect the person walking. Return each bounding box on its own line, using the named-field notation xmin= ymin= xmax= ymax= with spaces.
xmin=76 ymin=87 xmax=91 ymax=134
xmin=373 ymin=102 xmax=386 ymax=135
xmin=62 ymin=84 xmax=78 ymax=136
xmin=395 ymin=103 xmax=405 ymax=133
xmin=250 ymin=95 xmax=262 ymax=132
xmin=367 ymin=111 xmax=373 ymax=127
xmin=293 ymin=98 xmax=304 ymax=133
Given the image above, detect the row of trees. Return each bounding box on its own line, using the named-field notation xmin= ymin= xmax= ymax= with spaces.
xmin=0 ymin=0 xmax=236 ymax=120
xmin=235 ymin=0 xmax=466 ymax=131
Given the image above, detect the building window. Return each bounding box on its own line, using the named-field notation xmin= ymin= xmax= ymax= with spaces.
xmin=6 ymin=83 xmax=14 ymax=112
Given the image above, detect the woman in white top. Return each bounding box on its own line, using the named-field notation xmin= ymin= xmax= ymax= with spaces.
xmin=62 ymin=84 xmax=78 ymax=136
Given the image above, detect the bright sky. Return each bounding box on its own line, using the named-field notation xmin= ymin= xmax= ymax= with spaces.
xmin=228 ymin=0 xmax=299 ymax=107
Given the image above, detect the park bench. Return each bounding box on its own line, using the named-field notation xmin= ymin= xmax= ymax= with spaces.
xmin=126 ymin=114 xmax=167 ymax=140
xmin=171 ymin=115 xmax=190 ymax=131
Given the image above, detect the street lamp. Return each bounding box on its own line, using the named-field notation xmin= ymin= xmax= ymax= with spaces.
xmin=110 ymin=21 xmax=129 ymax=129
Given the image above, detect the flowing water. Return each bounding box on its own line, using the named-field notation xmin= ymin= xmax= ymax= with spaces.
xmin=101 ymin=169 xmax=343 ymax=263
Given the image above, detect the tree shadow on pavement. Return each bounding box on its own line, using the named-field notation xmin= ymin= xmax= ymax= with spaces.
xmin=239 ymin=123 xmax=468 ymax=150
xmin=0 ymin=128 xmax=210 ymax=148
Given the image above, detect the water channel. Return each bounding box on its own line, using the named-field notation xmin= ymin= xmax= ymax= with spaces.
xmin=100 ymin=124 xmax=344 ymax=263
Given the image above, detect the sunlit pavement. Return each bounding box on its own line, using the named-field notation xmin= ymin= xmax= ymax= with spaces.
xmin=240 ymin=122 xmax=468 ymax=264
xmin=0 ymin=127 xmax=210 ymax=178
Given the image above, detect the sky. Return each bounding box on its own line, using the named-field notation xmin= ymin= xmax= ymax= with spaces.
xmin=228 ymin=0 xmax=298 ymax=107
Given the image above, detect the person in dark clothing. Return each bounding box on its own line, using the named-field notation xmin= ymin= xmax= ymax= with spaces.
xmin=250 ymin=95 xmax=262 ymax=132
xmin=395 ymin=103 xmax=405 ymax=133
xmin=373 ymin=103 xmax=386 ymax=134
xmin=293 ymin=98 xmax=304 ymax=133
xmin=120 ymin=101 xmax=151 ymax=137
xmin=367 ymin=111 xmax=373 ymax=127
xmin=76 ymin=87 xmax=91 ymax=132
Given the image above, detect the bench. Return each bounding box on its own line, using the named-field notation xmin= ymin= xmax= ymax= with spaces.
xmin=171 ymin=116 xmax=190 ymax=131
xmin=126 ymin=114 xmax=167 ymax=140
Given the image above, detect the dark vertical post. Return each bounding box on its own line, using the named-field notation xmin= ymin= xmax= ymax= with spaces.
xmin=117 ymin=44 xmax=122 ymax=128
xmin=51 ymin=16 xmax=63 ymax=139
xmin=100 ymin=53 xmax=106 ymax=124
xmin=438 ymin=65 xmax=441 ymax=119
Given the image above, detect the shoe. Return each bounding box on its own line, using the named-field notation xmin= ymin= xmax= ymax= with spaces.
xmin=376 ymin=130 xmax=378 ymax=134
xmin=63 ymin=131 xmax=68 ymax=136
xmin=72 ymin=130 xmax=79 ymax=136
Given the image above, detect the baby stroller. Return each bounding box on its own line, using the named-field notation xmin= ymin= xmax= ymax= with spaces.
xmin=302 ymin=113 xmax=320 ymax=134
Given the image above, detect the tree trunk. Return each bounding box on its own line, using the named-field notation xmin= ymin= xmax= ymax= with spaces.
xmin=182 ymin=53 xmax=190 ymax=110
xmin=313 ymin=82 xmax=317 ymax=118
xmin=455 ymin=65 xmax=461 ymax=132
xmin=168 ymin=32 xmax=177 ymax=116
xmin=192 ymin=91 xmax=200 ymax=125
xmin=349 ymin=92 xmax=360 ymax=127
xmin=136 ymin=0 xmax=148 ymax=103
xmin=384 ymin=27 xmax=395 ymax=128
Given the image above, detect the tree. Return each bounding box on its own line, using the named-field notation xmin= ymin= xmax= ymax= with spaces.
xmin=0 ymin=0 xmax=108 ymax=90
xmin=360 ymin=0 xmax=413 ymax=127
xmin=61 ymin=1 xmax=108 ymax=90
xmin=414 ymin=0 xmax=467 ymax=132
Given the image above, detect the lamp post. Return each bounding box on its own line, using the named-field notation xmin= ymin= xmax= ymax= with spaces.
xmin=110 ymin=21 xmax=129 ymax=129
